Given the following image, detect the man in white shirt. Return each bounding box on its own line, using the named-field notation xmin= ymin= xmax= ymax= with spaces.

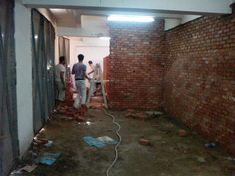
xmin=87 ymin=60 xmax=95 ymax=78
xmin=87 ymin=60 xmax=95 ymax=96
xmin=55 ymin=56 xmax=66 ymax=102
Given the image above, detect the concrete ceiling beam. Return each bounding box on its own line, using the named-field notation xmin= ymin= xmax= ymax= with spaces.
xmin=23 ymin=0 xmax=233 ymax=15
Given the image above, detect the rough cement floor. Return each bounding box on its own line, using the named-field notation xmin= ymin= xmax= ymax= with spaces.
xmin=22 ymin=109 xmax=235 ymax=176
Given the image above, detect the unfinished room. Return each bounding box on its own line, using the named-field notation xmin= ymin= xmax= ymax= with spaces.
xmin=1 ymin=0 xmax=235 ymax=176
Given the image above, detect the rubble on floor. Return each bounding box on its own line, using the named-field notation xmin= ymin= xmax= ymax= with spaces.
xmin=125 ymin=109 xmax=164 ymax=120
xmin=12 ymin=109 xmax=235 ymax=176
xmin=178 ymin=129 xmax=187 ymax=137
xmin=139 ymin=137 xmax=151 ymax=146
xmin=56 ymin=102 xmax=78 ymax=118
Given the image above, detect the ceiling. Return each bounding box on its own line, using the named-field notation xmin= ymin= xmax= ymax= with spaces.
xmin=49 ymin=8 xmax=189 ymax=27
xmin=48 ymin=8 xmax=202 ymax=37
xmin=24 ymin=0 xmax=235 ymax=37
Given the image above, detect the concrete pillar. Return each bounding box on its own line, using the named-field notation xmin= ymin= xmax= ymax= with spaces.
xmin=15 ymin=0 xmax=34 ymax=157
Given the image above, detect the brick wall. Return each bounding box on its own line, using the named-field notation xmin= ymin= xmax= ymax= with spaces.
xmin=107 ymin=20 xmax=164 ymax=109
xmin=103 ymin=56 xmax=111 ymax=98
xmin=163 ymin=15 xmax=235 ymax=155
xmin=106 ymin=14 xmax=235 ymax=155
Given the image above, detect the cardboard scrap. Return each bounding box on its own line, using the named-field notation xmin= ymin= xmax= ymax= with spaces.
xmin=21 ymin=164 xmax=37 ymax=172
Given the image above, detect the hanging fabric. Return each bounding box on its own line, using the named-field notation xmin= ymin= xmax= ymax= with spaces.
xmin=31 ymin=9 xmax=55 ymax=133
xmin=0 ymin=0 xmax=19 ymax=175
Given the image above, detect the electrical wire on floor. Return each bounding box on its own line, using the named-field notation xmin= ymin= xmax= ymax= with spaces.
xmin=103 ymin=109 xmax=122 ymax=176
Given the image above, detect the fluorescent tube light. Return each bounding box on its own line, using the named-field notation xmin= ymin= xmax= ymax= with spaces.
xmin=99 ymin=37 xmax=111 ymax=40
xmin=107 ymin=15 xmax=154 ymax=22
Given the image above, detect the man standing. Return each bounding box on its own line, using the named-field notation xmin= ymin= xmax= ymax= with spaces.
xmin=55 ymin=56 xmax=66 ymax=103
xmin=87 ymin=60 xmax=95 ymax=78
xmin=87 ymin=60 xmax=95 ymax=97
xmin=72 ymin=54 xmax=90 ymax=119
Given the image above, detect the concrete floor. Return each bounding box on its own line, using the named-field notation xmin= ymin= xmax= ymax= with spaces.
xmin=22 ymin=109 xmax=235 ymax=176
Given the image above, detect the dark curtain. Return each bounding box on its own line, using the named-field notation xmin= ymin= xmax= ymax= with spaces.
xmin=31 ymin=9 xmax=55 ymax=133
xmin=0 ymin=0 xmax=19 ymax=175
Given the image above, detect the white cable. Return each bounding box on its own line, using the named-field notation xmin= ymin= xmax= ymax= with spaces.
xmin=104 ymin=109 xmax=122 ymax=176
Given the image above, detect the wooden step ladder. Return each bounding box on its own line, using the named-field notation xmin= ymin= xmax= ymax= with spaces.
xmin=86 ymin=64 xmax=108 ymax=108
xmin=87 ymin=80 xmax=108 ymax=108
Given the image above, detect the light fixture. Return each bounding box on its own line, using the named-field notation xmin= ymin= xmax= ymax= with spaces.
xmin=50 ymin=8 xmax=65 ymax=13
xmin=99 ymin=36 xmax=111 ymax=40
xmin=107 ymin=15 xmax=154 ymax=23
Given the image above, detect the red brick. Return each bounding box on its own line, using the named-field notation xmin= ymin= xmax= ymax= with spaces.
xmin=104 ymin=15 xmax=235 ymax=156
xmin=163 ymin=15 xmax=235 ymax=156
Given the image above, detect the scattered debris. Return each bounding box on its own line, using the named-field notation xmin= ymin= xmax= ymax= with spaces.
xmin=125 ymin=110 xmax=147 ymax=120
xmin=44 ymin=140 xmax=53 ymax=147
xmin=135 ymin=112 xmax=147 ymax=120
xmin=125 ymin=110 xmax=164 ymax=121
xmin=57 ymin=103 xmax=78 ymax=118
xmin=225 ymin=157 xmax=235 ymax=162
xmin=89 ymin=102 xmax=104 ymax=109
xmin=83 ymin=136 xmax=107 ymax=148
xmin=83 ymin=136 xmax=117 ymax=148
xmin=20 ymin=164 xmax=38 ymax=173
xmin=33 ymin=137 xmax=53 ymax=148
xmin=9 ymin=169 xmax=22 ymax=176
xmin=97 ymin=136 xmax=117 ymax=145
xmin=139 ymin=138 xmax=151 ymax=146
xmin=36 ymin=152 xmax=61 ymax=166
xmin=90 ymin=96 xmax=104 ymax=103
xmin=125 ymin=112 xmax=136 ymax=118
xmin=145 ymin=111 xmax=163 ymax=118
xmin=205 ymin=143 xmax=216 ymax=148
xmin=9 ymin=164 xmax=37 ymax=175
xmin=57 ymin=116 xmax=74 ymax=120
xmin=178 ymin=129 xmax=187 ymax=137
xmin=196 ymin=156 xmax=206 ymax=163
xmin=127 ymin=109 xmax=135 ymax=113
xmin=33 ymin=137 xmax=48 ymax=145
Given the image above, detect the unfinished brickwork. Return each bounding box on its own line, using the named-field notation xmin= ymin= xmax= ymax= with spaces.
xmin=107 ymin=20 xmax=164 ymax=109
xmin=105 ymin=14 xmax=235 ymax=155
xmin=103 ymin=56 xmax=111 ymax=98
xmin=163 ymin=15 xmax=235 ymax=155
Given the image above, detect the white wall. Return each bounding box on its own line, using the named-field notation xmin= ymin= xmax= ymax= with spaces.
xmin=164 ymin=19 xmax=181 ymax=31
xmin=15 ymin=3 xmax=59 ymax=157
xmin=70 ymin=37 xmax=110 ymax=71
xmin=181 ymin=15 xmax=201 ymax=24
xmin=15 ymin=0 xmax=34 ymax=157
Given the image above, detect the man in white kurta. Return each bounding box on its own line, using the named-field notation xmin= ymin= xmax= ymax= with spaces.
xmin=55 ymin=56 xmax=66 ymax=101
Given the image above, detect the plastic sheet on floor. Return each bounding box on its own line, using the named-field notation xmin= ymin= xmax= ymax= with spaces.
xmin=83 ymin=136 xmax=106 ymax=148
xmin=36 ymin=152 xmax=61 ymax=166
xmin=83 ymin=136 xmax=117 ymax=148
